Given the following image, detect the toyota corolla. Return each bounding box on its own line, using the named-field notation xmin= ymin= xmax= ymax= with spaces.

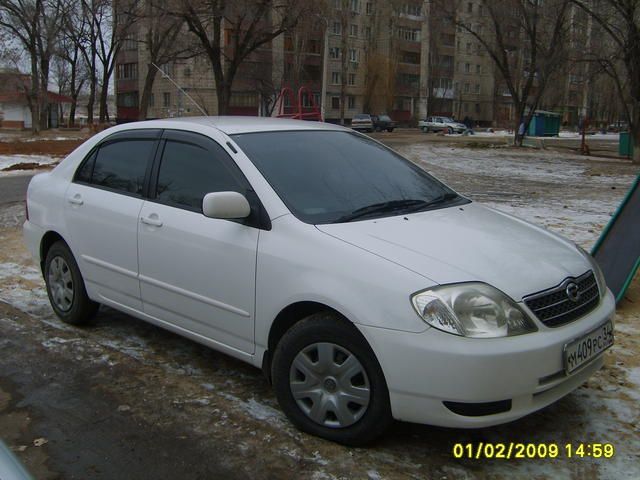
xmin=23 ymin=117 xmax=615 ymax=445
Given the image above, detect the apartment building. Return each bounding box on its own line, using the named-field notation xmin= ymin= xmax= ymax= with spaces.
xmin=114 ymin=1 xmax=591 ymax=127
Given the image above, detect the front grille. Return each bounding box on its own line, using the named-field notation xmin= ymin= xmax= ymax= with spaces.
xmin=523 ymin=271 xmax=600 ymax=327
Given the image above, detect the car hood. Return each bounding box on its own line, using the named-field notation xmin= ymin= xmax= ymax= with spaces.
xmin=316 ymin=203 xmax=590 ymax=301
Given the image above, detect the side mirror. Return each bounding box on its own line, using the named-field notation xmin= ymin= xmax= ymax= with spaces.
xmin=202 ymin=191 xmax=251 ymax=219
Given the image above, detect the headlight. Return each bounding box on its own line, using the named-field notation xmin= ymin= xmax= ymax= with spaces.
xmin=411 ymin=283 xmax=537 ymax=338
xmin=575 ymin=244 xmax=607 ymax=298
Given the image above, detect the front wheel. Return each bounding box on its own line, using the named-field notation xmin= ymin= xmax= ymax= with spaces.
xmin=44 ymin=241 xmax=98 ymax=325
xmin=272 ymin=313 xmax=392 ymax=445
xmin=447 ymin=127 xmax=454 ymax=134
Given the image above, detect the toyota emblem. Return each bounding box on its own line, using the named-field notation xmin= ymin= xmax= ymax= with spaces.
xmin=566 ymin=282 xmax=580 ymax=302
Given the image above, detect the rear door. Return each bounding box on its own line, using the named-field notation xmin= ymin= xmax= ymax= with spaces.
xmin=65 ymin=130 xmax=160 ymax=310
xmin=138 ymin=130 xmax=260 ymax=354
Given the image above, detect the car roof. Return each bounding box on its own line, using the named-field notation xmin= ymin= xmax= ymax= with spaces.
xmin=114 ymin=116 xmax=350 ymax=135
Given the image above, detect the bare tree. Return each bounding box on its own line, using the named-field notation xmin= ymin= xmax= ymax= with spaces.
xmin=0 ymin=0 xmax=68 ymax=133
xmin=58 ymin=2 xmax=90 ymax=127
xmin=175 ymin=0 xmax=308 ymax=115
xmin=450 ymin=0 xmax=572 ymax=145
xmin=135 ymin=1 xmax=202 ymax=120
xmin=571 ymin=0 xmax=640 ymax=164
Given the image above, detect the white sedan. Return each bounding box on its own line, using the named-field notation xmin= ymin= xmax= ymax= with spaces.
xmin=24 ymin=117 xmax=615 ymax=445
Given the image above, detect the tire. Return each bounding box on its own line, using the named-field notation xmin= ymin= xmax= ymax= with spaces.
xmin=44 ymin=241 xmax=99 ymax=325
xmin=387 ymin=128 xmax=394 ymax=133
xmin=421 ymin=126 xmax=428 ymax=133
xmin=447 ymin=127 xmax=454 ymax=134
xmin=272 ymin=313 xmax=392 ymax=445
xmin=375 ymin=126 xmax=382 ymax=132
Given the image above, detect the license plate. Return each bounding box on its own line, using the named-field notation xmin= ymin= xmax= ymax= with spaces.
xmin=563 ymin=321 xmax=614 ymax=374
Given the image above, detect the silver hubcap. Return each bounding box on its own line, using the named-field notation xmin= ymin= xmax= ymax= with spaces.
xmin=289 ymin=342 xmax=370 ymax=428
xmin=48 ymin=256 xmax=74 ymax=312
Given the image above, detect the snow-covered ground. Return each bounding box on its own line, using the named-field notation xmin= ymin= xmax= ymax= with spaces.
xmin=0 ymin=154 xmax=57 ymax=174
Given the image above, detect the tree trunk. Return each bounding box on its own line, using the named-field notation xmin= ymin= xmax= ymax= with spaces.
xmin=139 ymin=67 xmax=158 ymax=120
xmin=99 ymin=69 xmax=110 ymax=123
xmin=29 ymin=55 xmax=41 ymax=135
xmin=631 ymin=118 xmax=640 ymax=165
xmin=87 ymin=77 xmax=95 ymax=125
xmin=69 ymin=97 xmax=77 ymax=127
xmin=217 ymin=82 xmax=231 ymax=115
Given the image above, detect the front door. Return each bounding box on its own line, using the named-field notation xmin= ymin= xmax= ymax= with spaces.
xmin=138 ymin=130 xmax=259 ymax=354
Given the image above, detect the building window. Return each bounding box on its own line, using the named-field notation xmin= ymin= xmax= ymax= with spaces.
xmin=466 ymin=42 xmax=472 ymax=53
xmin=149 ymin=93 xmax=154 ymax=106
xmin=350 ymin=0 xmax=360 ymax=12
xmin=122 ymin=33 xmax=137 ymax=51
xmin=332 ymin=22 xmax=342 ymax=35
xmin=467 ymin=2 xmax=473 ymax=13
xmin=465 ymin=63 xmax=470 ymax=73
xmin=475 ymin=84 xmax=481 ymax=94
xmin=476 ymin=64 xmax=481 ymax=74
xmin=116 ymin=91 xmax=138 ymax=107
xmin=331 ymin=96 xmax=340 ymax=109
xmin=163 ymin=92 xmax=171 ymax=108
xmin=400 ymin=4 xmax=422 ymax=16
xmin=116 ymin=63 xmax=138 ymax=80
xmin=349 ymin=48 xmax=358 ymax=63
xmin=348 ymin=73 xmax=356 ymax=85
xmin=350 ymin=24 xmax=358 ymax=37
xmin=366 ymin=2 xmax=373 ymax=14
xmin=348 ymin=95 xmax=356 ymax=109
xmin=464 ymin=83 xmax=470 ymax=93
xmin=475 ymin=103 xmax=481 ymax=114
xmin=331 ymin=72 xmax=341 ymax=84
xmin=329 ymin=47 xmax=341 ymax=59
xmin=365 ymin=26 xmax=371 ymax=38
xmin=397 ymin=27 xmax=420 ymax=42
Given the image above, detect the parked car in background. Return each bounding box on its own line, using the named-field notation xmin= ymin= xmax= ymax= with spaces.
xmin=24 ymin=117 xmax=615 ymax=446
xmin=351 ymin=114 xmax=374 ymax=132
xmin=372 ymin=115 xmax=395 ymax=132
xmin=419 ymin=116 xmax=467 ymax=134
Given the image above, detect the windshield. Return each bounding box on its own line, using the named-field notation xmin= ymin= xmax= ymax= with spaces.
xmin=232 ymin=131 xmax=467 ymax=224
xmin=353 ymin=114 xmax=370 ymax=120
xmin=379 ymin=115 xmax=391 ymax=121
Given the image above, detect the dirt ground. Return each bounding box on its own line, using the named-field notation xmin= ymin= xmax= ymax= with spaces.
xmin=0 ymin=132 xmax=638 ymax=479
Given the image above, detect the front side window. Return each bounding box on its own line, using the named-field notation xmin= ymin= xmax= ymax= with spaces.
xmin=233 ymin=131 xmax=465 ymax=224
xmin=86 ymin=139 xmax=155 ymax=195
xmin=155 ymin=139 xmax=241 ymax=211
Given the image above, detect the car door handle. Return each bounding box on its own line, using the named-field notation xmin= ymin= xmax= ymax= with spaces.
xmin=140 ymin=215 xmax=163 ymax=227
xmin=68 ymin=194 xmax=83 ymax=205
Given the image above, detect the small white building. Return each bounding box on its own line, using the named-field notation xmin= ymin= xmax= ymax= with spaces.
xmin=0 ymin=71 xmax=71 ymax=129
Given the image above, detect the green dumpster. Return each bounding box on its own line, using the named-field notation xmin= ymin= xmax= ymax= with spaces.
xmin=620 ymin=132 xmax=634 ymax=157
xmin=526 ymin=110 xmax=561 ymax=137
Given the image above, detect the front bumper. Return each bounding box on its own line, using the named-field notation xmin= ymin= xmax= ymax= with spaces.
xmin=358 ymin=289 xmax=616 ymax=428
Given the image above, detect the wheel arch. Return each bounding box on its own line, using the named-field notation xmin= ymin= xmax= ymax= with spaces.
xmin=39 ymin=231 xmax=69 ymax=272
xmin=262 ymin=301 xmax=366 ymax=382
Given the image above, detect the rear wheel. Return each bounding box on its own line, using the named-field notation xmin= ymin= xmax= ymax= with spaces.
xmin=421 ymin=126 xmax=428 ymax=133
xmin=387 ymin=128 xmax=394 ymax=133
xmin=272 ymin=313 xmax=392 ymax=445
xmin=44 ymin=241 xmax=98 ymax=325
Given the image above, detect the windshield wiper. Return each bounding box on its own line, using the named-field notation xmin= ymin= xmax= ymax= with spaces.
xmin=333 ymin=199 xmax=430 ymax=223
xmin=410 ymin=192 xmax=459 ymax=211
xmin=333 ymin=193 xmax=460 ymax=223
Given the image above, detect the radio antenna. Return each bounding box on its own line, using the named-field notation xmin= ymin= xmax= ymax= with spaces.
xmin=151 ymin=62 xmax=209 ymax=117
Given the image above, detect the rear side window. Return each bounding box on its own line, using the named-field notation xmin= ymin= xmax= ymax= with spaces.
xmin=90 ymin=140 xmax=155 ymax=195
xmin=155 ymin=140 xmax=242 ymax=211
